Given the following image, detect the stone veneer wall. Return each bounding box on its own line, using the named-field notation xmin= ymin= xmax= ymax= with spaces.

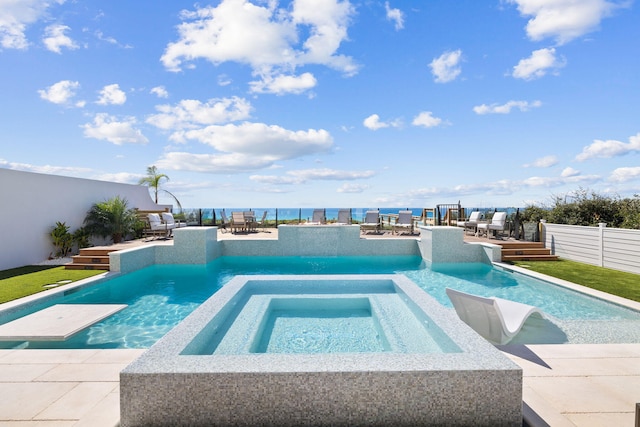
xmin=418 ymin=225 xmax=501 ymax=263
xmin=110 ymin=225 xmax=421 ymax=273
xmin=110 ymin=225 xmax=504 ymax=274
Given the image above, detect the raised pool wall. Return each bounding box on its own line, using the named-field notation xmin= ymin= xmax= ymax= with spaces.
xmin=110 ymin=224 xmax=497 ymax=273
xmin=120 ymin=274 xmax=523 ymax=426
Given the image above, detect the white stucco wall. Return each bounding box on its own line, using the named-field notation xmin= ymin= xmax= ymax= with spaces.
xmin=0 ymin=168 xmax=170 ymax=270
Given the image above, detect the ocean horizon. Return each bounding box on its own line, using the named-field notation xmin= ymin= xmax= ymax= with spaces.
xmin=181 ymin=207 xmax=522 ymax=223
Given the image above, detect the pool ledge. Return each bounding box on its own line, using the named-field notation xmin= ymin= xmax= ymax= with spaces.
xmin=121 ymin=274 xmax=523 ymax=426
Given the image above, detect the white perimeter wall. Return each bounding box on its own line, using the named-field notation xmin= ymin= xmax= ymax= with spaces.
xmin=0 ymin=169 xmax=170 ymax=270
xmin=543 ymin=222 xmax=640 ymax=275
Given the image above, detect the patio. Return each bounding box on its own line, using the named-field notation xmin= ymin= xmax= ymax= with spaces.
xmin=1 ymin=228 xmax=639 ymax=425
xmin=1 ymin=344 xmax=638 ymax=426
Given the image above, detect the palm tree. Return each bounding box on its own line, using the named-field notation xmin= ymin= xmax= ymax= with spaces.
xmin=139 ymin=166 xmax=182 ymax=212
xmin=84 ymin=196 xmax=138 ymax=243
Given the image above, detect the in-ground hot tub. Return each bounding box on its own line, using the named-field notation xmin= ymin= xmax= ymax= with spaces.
xmin=121 ymin=274 xmax=522 ymax=426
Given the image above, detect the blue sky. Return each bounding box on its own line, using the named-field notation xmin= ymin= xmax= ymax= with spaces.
xmin=1 ymin=0 xmax=639 ymax=209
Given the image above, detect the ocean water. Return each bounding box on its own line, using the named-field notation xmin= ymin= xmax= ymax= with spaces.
xmin=185 ymin=207 xmax=520 ymax=223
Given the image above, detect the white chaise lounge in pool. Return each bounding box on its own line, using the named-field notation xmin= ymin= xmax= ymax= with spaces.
xmin=446 ymin=287 xmax=544 ymax=345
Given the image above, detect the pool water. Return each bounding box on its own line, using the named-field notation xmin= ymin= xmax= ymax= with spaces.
xmin=1 ymin=256 xmax=639 ymax=348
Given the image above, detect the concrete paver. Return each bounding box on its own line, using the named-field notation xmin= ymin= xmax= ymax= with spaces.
xmin=503 ymin=343 xmax=640 ymax=426
xmin=0 ymin=345 xmax=637 ymax=426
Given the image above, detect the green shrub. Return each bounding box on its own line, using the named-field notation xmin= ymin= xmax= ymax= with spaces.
xmin=84 ymin=196 xmax=138 ymax=243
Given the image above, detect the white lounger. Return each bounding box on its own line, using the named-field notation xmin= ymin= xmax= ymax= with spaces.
xmin=445 ymin=288 xmax=544 ymax=345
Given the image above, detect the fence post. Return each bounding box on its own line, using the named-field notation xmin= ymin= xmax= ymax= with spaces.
xmin=599 ymin=222 xmax=607 ymax=267
xmin=539 ymin=219 xmax=546 ymax=245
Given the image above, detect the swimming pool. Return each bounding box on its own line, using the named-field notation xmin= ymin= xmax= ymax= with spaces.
xmin=1 ymin=255 xmax=639 ymax=348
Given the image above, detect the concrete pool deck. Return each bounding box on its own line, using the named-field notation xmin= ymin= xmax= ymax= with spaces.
xmin=0 ymin=344 xmax=638 ymax=426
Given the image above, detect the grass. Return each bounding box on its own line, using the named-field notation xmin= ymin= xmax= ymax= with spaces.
xmin=512 ymin=259 xmax=640 ymax=303
xmin=0 ymin=266 xmax=104 ymax=304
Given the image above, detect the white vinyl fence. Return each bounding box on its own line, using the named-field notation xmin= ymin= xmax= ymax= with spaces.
xmin=542 ymin=222 xmax=640 ymax=275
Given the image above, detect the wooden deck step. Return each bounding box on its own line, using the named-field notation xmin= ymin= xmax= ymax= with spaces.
xmin=502 ymin=254 xmax=559 ymax=262
xmin=489 ymin=240 xmax=558 ymax=262
xmin=64 ymin=263 xmax=111 ymax=271
xmin=65 ymin=248 xmax=117 ymax=270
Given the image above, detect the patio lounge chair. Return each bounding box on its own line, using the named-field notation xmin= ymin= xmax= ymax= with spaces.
xmin=360 ymin=210 xmax=380 ymax=234
xmin=256 ymin=210 xmax=268 ymax=230
xmin=476 ymin=211 xmax=507 ymax=239
xmin=392 ymin=210 xmax=414 ymax=235
xmin=219 ymin=209 xmax=230 ymax=233
xmin=457 ymin=211 xmax=483 ymax=235
xmin=307 ymin=209 xmax=326 ymax=225
xmin=146 ymin=213 xmax=176 ymax=239
xmin=231 ymin=212 xmax=247 ymax=233
xmin=162 ymin=212 xmax=187 ymax=229
xmin=336 ymin=209 xmax=351 ymax=225
xmin=445 ymin=288 xmax=544 ymax=345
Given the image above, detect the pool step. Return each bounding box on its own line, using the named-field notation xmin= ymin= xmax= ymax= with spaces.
xmin=496 ymin=242 xmax=559 ymax=262
xmin=65 ymin=248 xmax=116 ymax=270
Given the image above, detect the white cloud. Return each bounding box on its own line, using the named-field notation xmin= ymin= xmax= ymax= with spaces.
xmin=412 ymin=111 xmax=443 ymax=128
xmin=0 ymin=0 xmax=65 ymax=49
xmin=561 ymin=167 xmax=580 ymax=177
xmin=0 ymin=158 xmax=91 ymax=175
xmin=506 ymin=0 xmax=625 ymax=45
xmin=146 ymin=97 xmax=252 ymax=139
xmin=609 ymin=166 xmax=640 ymax=182
xmin=385 ymin=2 xmax=404 ymax=31
xmin=81 ymin=113 xmax=148 ymax=145
xmin=338 ymin=183 xmax=369 ymax=193
xmin=160 ymin=0 xmax=357 ymax=91
xmin=512 ymin=48 xmax=565 ymax=80
xmin=363 ymin=114 xmax=402 ymax=130
xmin=474 ymin=100 xmax=542 ymax=115
xmin=575 ymin=132 xmax=640 ymax=161
xmin=288 ymin=168 xmax=375 ymax=181
xmin=363 ymin=114 xmax=388 ymax=130
xmin=429 ymin=49 xmax=462 ymax=83
xmin=156 ymin=122 xmax=333 ymax=173
xmin=249 ymin=72 xmax=317 ymax=95
xmin=251 ymin=168 xmax=375 ymax=185
xmin=523 ymin=155 xmax=558 ymax=168
xmin=38 ymin=80 xmax=81 ymax=105
xmin=43 ymin=24 xmax=78 ymax=53
xmin=150 ymin=86 xmax=169 ymax=98
xmin=97 ymin=84 xmax=127 ymax=105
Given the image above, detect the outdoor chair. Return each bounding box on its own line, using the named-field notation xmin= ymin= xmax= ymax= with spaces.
xmin=446 ymin=288 xmax=545 ymax=345
xmin=457 ymin=211 xmax=483 ymax=235
xmin=243 ymin=211 xmax=257 ymax=232
xmin=256 ymin=210 xmax=268 ymax=230
xmin=360 ymin=210 xmax=381 ymax=234
xmin=392 ymin=210 xmax=414 ymax=235
xmin=307 ymin=209 xmax=326 ymax=225
xmin=219 ymin=209 xmax=230 ymax=233
xmin=336 ymin=209 xmax=351 ymax=225
xmin=231 ymin=212 xmax=247 ymax=233
xmin=161 ymin=212 xmax=187 ymax=230
xmin=476 ymin=211 xmax=507 ymax=239
xmin=146 ymin=213 xmax=176 ymax=239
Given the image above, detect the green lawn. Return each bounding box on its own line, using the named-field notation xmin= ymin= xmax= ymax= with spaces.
xmin=512 ymin=259 xmax=640 ymax=303
xmin=0 ymin=266 xmax=104 ymax=304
